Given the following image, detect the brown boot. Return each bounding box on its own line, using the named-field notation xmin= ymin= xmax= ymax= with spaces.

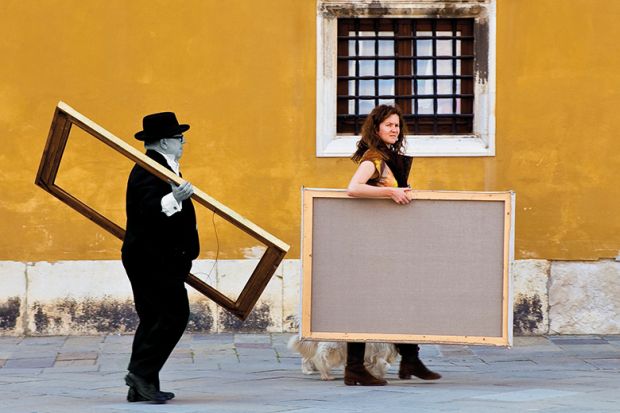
xmin=396 ymin=344 xmax=441 ymax=380
xmin=398 ymin=357 xmax=441 ymax=380
xmin=344 ymin=363 xmax=387 ymax=386
xmin=344 ymin=342 xmax=387 ymax=386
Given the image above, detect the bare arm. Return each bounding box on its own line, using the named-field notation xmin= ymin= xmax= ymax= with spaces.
xmin=346 ymin=161 xmax=411 ymax=204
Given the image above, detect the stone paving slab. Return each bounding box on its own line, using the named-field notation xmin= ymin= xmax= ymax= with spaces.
xmin=56 ymin=351 xmax=98 ymax=361
xmin=54 ymin=359 xmax=97 ymax=368
xmin=19 ymin=336 xmax=67 ymax=345
xmin=4 ymin=356 xmax=56 ymax=368
xmin=1 ymin=334 xmax=620 ymax=412
xmin=62 ymin=336 xmax=105 ymax=346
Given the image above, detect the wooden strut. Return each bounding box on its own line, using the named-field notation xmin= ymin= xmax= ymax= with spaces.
xmin=35 ymin=102 xmax=290 ymax=321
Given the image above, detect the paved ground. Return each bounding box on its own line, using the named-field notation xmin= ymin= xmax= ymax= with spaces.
xmin=0 ymin=334 xmax=619 ymax=412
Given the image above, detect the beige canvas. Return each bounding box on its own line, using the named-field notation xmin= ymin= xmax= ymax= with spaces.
xmin=302 ymin=189 xmax=513 ymax=346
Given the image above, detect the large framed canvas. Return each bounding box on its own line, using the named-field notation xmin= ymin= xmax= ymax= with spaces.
xmin=301 ymin=188 xmax=514 ymax=346
xmin=35 ymin=102 xmax=289 ymax=320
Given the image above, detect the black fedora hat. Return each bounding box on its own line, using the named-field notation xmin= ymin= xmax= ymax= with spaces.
xmin=135 ymin=112 xmax=190 ymax=141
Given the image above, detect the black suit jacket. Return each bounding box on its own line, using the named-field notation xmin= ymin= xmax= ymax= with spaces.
xmin=121 ymin=150 xmax=199 ymax=262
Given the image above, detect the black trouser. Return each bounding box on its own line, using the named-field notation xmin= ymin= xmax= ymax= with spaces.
xmin=122 ymin=252 xmax=191 ymax=385
xmin=346 ymin=342 xmax=419 ymax=365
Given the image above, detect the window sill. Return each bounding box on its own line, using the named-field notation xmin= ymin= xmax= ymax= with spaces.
xmin=316 ymin=135 xmax=495 ymax=158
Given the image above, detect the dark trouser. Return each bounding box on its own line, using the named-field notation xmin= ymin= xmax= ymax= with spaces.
xmin=346 ymin=342 xmax=419 ymax=365
xmin=122 ymin=252 xmax=191 ymax=385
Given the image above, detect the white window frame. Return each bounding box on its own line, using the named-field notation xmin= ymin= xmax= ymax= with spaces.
xmin=316 ymin=0 xmax=496 ymax=157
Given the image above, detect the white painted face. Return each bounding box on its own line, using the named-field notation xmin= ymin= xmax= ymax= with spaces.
xmin=160 ymin=134 xmax=185 ymax=161
xmin=377 ymin=114 xmax=400 ymax=146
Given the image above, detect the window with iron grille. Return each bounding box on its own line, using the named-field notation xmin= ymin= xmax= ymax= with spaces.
xmin=316 ymin=0 xmax=495 ymax=157
xmin=337 ymin=18 xmax=474 ymax=135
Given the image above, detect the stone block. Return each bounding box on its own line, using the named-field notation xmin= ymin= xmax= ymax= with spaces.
xmin=27 ymin=261 xmax=131 ymax=300
xmin=512 ymin=259 xmax=550 ymax=335
xmin=282 ymin=259 xmax=301 ymax=332
xmin=26 ymin=261 xmax=136 ymax=335
xmin=187 ymin=260 xmax=219 ymax=333
xmin=549 ymin=260 xmax=620 ymax=334
xmin=0 ymin=262 xmax=27 ymax=336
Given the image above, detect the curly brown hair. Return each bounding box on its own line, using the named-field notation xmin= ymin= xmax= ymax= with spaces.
xmin=351 ymin=104 xmax=407 ymax=163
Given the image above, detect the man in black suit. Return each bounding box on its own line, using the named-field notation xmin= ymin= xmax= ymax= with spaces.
xmin=122 ymin=112 xmax=199 ymax=404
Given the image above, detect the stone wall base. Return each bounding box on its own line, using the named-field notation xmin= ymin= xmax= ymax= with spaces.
xmin=1 ymin=259 xmax=619 ymax=336
xmin=0 ymin=260 xmax=300 ymax=336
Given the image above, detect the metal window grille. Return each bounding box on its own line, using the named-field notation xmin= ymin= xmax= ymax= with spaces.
xmin=337 ymin=18 xmax=474 ymax=135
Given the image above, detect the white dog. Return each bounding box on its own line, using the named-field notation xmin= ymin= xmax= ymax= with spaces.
xmin=288 ymin=336 xmax=398 ymax=381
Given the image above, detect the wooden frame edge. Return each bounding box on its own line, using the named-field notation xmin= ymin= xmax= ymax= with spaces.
xmin=35 ymin=102 xmax=290 ymax=320
xmin=301 ymin=188 xmax=315 ymax=338
xmin=300 ymin=188 xmax=513 ymax=346
xmin=301 ymin=331 xmax=508 ymax=346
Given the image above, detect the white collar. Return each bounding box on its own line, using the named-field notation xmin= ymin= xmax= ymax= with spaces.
xmin=154 ymin=150 xmax=180 ymax=175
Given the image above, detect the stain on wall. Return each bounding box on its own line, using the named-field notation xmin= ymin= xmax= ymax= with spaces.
xmin=20 ymin=297 xmax=218 ymax=335
xmin=284 ymin=314 xmax=298 ymax=332
xmin=71 ymin=298 xmax=139 ymax=333
xmin=33 ymin=303 xmax=51 ymax=332
xmin=513 ymin=293 xmax=545 ymax=335
xmin=187 ymin=300 xmax=214 ymax=332
xmin=0 ymin=297 xmax=21 ymax=330
xmin=219 ymin=303 xmax=272 ymax=332
xmin=29 ymin=298 xmax=138 ymax=335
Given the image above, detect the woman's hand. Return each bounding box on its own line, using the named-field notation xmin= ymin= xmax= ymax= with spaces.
xmin=389 ymin=187 xmax=411 ymax=204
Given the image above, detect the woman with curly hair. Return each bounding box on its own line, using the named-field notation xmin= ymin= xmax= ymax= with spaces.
xmin=345 ymin=104 xmax=442 ymax=386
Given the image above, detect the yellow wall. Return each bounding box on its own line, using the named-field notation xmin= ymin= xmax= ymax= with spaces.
xmin=1 ymin=0 xmax=619 ymax=262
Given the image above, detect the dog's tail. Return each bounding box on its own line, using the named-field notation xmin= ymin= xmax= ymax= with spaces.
xmin=287 ymin=335 xmax=318 ymax=359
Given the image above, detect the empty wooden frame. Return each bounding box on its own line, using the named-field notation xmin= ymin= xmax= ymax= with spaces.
xmin=301 ymin=188 xmax=514 ymax=346
xmin=35 ymin=102 xmax=290 ymax=320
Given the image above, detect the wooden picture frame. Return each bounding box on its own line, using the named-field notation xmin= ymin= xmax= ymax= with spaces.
xmin=301 ymin=188 xmax=514 ymax=346
xmin=35 ymin=102 xmax=290 ymax=320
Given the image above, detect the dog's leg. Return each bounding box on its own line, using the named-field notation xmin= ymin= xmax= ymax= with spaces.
xmin=301 ymin=358 xmax=318 ymax=375
xmin=317 ymin=364 xmax=335 ymax=381
xmin=371 ymin=358 xmax=389 ymax=379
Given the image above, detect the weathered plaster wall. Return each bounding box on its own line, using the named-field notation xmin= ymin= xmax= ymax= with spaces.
xmin=493 ymin=0 xmax=620 ymax=259
xmin=1 ymin=1 xmax=620 ymax=265
xmin=0 ymin=0 xmax=315 ymax=262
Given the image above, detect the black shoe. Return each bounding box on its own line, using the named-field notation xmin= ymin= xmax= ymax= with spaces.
xmin=152 ymin=377 xmax=175 ymax=400
xmin=160 ymin=390 xmax=175 ymax=400
xmin=127 ymin=387 xmax=175 ymax=402
xmin=124 ymin=372 xmax=167 ymax=404
xmin=127 ymin=387 xmax=145 ymax=402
